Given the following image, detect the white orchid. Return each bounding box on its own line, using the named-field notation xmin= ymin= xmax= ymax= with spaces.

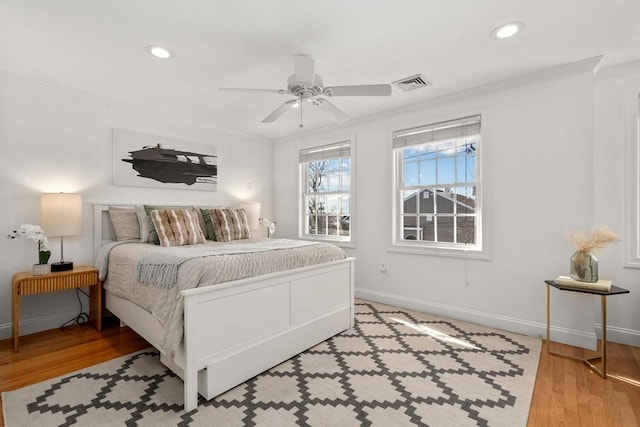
xmin=8 ymin=224 xmax=51 ymax=264
xmin=259 ymin=217 xmax=277 ymax=237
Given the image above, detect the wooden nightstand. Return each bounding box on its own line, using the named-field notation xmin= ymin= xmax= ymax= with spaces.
xmin=12 ymin=265 xmax=101 ymax=352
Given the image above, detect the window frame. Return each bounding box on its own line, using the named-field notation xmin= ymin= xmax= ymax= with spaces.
xmin=625 ymin=86 xmax=640 ymax=267
xmin=390 ymin=113 xmax=490 ymax=259
xmin=298 ymin=136 xmax=356 ymax=248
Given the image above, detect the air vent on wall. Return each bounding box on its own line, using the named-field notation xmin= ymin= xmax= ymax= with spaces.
xmin=392 ymin=74 xmax=431 ymax=92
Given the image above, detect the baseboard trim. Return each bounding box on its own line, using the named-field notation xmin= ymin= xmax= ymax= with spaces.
xmin=355 ymin=288 xmax=638 ymax=349
xmin=593 ymin=324 xmax=640 ymax=347
xmin=0 ymin=309 xmax=82 ymax=341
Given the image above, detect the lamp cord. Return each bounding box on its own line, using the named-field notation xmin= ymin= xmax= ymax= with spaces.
xmin=60 ymin=288 xmax=90 ymax=330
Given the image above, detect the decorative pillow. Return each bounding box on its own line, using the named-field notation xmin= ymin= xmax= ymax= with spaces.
xmin=210 ymin=208 xmax=251 ymax=242
xmin=149 ymin=209 xmax=206 ymax=247
xmin=196 ymin=207 xmax=223 ymax=241
xmin=143 ymin=205 xmax=207 ymax=244
xmin=135 ymin=205 xmax=150 ymax=243
xmin=108 ymin=208 xmax=140 ymax=241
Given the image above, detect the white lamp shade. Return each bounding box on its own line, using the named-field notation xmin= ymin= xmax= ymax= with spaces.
xmin=41 ymin=193 xmax=83 ymax=237
xmin=239 ymin=201 xmax=261 ymax=230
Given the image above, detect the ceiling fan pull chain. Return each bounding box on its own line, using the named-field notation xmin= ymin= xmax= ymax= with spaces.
xmin=299 ymin=95 xmax=304 ymax=128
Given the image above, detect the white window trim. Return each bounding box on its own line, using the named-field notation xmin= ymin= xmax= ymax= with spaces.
xmin=389 ymin=111 xmax=491 ymax=260
xmin=297 ymin=134 xmax=356 ymax=249
xmin=624 ymin=85 xmax=640 ymax=268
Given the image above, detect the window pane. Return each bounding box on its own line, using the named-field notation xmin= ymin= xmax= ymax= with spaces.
xmin=457 ymin=216 xmax=475 ymax=244
xmin=403 ymin=190 xmax=417 ymax=213
xmin=340 ymin=215 xmax=350 ymax=236
xmin=306 ymin=195 xmax=316 ymax=214
xmin=328 ymin=216 xmax=339 ymax=235
xmin=402 ymin=215 xmax=419 ymax=240
xmin=437 ymin=140 xmax=456 ymax=157
xmin=317 ymin=216 xmax=327 ymax=235
xmin=340 ymin=158 xmax=350 ymax=191
xmin=437 ymin=215 xmax=455 ymax=242
xmin=420 ymin=215 xmax=434 ymax=242
xmin=419 ymin=189 xmax=434 ymax=214
xmin=316 ymin=196 xmax=327 ymax=214
xmin=453 ymin=186 xmax=475 ymax=214
xmin=419 ymin=144 xmax=437 ymax=160
xmin=437 ymin=156 xmax=455 ymax=184
xmin=340 ymin=196 xmax=350 ymax=214
xmin=325 ymin=195 xmax=338 ymax=214
xmin=419 ymin=159 xmax=436 ymax=186
xmin=307 ymin=161 xmax=328 ymax=192
xmin=456 ymin=155 xmax=476 ymax=182
xmin=433 ymin=188 xmax=453 ymax=214
xmin=403 ymin=156 xmax=419 ymax=186
xmin=307 ymin=215 xmax=317 ymax=234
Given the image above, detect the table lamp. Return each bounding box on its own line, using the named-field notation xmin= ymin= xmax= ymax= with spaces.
xmin=41 ymin=193 xmax=83 ymax=272
xmin=239 ymin=200 xmax=261 ymax=231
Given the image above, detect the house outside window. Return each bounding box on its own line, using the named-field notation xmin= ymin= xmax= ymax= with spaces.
xmin=299 ymin=140 xmax=353 ymax=244
xmin=392 ymin=115 xmax=483 ymax=255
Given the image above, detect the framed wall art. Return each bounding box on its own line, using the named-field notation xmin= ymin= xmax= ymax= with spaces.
xmin=113 ymin=129 xmax=217 ymax=191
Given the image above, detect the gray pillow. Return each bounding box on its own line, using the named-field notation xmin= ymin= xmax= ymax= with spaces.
xmin=135 ymin=205 xmax=150 ymax=243
xmin=108 ymin=208 xmax=140 ymax=241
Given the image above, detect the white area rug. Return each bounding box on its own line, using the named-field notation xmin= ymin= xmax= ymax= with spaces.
xmin=3 ymin=301 xmax=541 ymax=426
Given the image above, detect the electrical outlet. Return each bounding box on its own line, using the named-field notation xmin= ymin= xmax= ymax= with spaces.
xmin=379 ymin=263 xmax=387 ymax=273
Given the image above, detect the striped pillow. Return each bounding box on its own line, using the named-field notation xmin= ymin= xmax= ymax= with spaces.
xmin=149 ymin=209 xmax=206 ymax=247
xmin=210 ymin=208 xmax=252 ymax=242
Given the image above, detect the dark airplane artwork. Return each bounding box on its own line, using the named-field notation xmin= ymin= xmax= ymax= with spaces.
xmin=122 ymin=144 xmax=217 ymax=185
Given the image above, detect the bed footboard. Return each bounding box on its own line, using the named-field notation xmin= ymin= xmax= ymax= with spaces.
xmin=179 ymin=257 xmax=354 ymax=411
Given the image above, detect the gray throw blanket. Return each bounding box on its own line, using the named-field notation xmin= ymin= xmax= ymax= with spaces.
xmin=136 ymin=239 xmax=317 ymax=288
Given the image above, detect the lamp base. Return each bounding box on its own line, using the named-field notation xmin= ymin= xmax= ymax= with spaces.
xmin=51 ymin=261 xmax=73 ymax=272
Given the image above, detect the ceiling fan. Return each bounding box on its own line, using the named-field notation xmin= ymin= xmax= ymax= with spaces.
xmin=219 ymin=54 xmax=392 ymax=127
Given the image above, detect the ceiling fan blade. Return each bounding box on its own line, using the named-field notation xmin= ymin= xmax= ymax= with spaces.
xmin=292 ymin=54 xmax=315 ymax=85
xmin=219 ymin=88 xmax=287 ymax=95
xmin=313 ymin=98 xmax=349 ymax=123
xmin=262 ymin=100 xmax=298 ymax=123
xmin=323 ymin=84 xmax=392 ymax=97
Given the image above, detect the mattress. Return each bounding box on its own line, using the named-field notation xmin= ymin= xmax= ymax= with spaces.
xmin=101 ymin=238 xmax=346 ymax=354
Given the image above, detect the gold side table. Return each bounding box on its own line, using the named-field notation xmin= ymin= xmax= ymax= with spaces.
xmin=12 ymin=265 xmax=101 ymax=352
xmin=545 ymin=279 xmax=630 ymax=378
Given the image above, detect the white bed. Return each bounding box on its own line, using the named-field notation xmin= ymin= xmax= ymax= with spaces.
xmin=93 ymin=204 xmax=355 ymax=411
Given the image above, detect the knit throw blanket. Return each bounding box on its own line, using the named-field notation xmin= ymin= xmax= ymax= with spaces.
xmin=136 ymin=239 xmax=317 ymax=288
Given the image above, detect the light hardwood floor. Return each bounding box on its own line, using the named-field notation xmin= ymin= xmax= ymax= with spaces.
xmin=1 ymin=323 xmax=638 ymax=426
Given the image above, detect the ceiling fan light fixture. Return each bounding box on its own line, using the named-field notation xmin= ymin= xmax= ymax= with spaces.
xmin=146 ymin=44 xmax=173 ymax=59
xmin=491 ymin=21 xmax=524 ymax=39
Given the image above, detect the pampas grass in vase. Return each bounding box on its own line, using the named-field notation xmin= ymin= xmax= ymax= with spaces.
xmin=566 ymin=227 xmax=618 ymax=282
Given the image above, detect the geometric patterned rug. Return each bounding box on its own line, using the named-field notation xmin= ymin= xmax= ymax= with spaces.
xmin=2 ymin=301 xmax=541 ymax=426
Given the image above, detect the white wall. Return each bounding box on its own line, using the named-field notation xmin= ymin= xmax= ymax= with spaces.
xmin=275 ymin=59 xmax=640 ymax=348
xmin=0 ymin=71 xmax=274 ymax=339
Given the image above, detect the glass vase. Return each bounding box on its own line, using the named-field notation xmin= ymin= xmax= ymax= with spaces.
xmin=570 ymin=251 xmax=598 ymax=283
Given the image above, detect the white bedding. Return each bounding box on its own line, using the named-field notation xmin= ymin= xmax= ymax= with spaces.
xmin=101 ymin=239 xmax=347 ymax=355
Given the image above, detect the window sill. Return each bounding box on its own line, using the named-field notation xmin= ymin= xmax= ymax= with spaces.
xmin=298 ymin=235 xmax=355 ymax=249
xmin=387 ymin=243 xmax=491 ymax=260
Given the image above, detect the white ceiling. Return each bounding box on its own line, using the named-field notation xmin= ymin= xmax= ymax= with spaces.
xmin=2 ymin=1 xmax=640 ymax=140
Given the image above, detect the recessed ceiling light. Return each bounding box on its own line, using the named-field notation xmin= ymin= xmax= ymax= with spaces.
xmin=491 ymin=21 xmax=525 ymax=39
xmin=146 ymin=45 xmax=173 ymax=59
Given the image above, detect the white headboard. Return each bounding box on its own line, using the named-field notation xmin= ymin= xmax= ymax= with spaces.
xmin=93 ymin=204 xmax=135 ymax=257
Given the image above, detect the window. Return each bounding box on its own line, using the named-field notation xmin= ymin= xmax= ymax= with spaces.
xmin=299 ymin=140 xmax=352 ymax=243
xmin=626 ymin=91 xmax=640 ymax=267
xmin=392 ymin=115 xmax=482 ymax=254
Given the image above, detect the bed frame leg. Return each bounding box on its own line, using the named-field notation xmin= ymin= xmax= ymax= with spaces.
xmin=184 ymin=371 xmax=197 ymax=411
